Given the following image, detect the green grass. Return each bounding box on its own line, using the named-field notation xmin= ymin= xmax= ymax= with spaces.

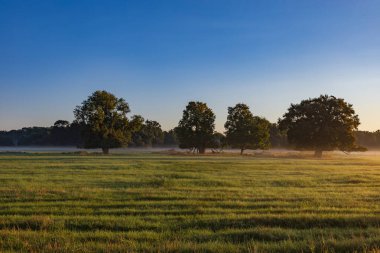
xmin=1 ymin=153 xmax=380 ymax=252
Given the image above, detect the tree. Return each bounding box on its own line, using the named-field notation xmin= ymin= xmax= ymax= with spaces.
xmin=163 ymin=129 xmax=178 ymax=146
xmin=50 ymin=120 xmax=71 ymax=146
xmin=50 ymin=120 xmax=83 ymax=146
xmin=176 ymin=101 xmax=215 ymax=154
xmin=17 ymin=127 xmax=50 ymax=146
xmin=142 ymin=120 xmax=164 ymax=146
xmin=0 ymin=132 xmax=13 ymax=146
xmin=355 ymin=130 xmax=380 ymax=148
xmin=53 ymin=120 xmax=70 ymax=128
xmin=74 ymin=90 xmax=143 ymax=154
xmin=269 ymin=123 xmax=288 ymax=148
xmin=224 ymin=103 xmax=270 ymax=155
xmin=278 ymin=95 xmax=360 ymax=157
xmin=132 ymin=119 xmax=164 ymax=147
xmin=210 ymin=132 xmax=226 ymax=153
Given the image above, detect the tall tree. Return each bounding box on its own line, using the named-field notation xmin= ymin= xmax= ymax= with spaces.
xmin=224 ymin=103 xmax=270 ymax=154
xmin=278 ymin=95 xmax=360 ymax=157
xmin=176 ymin=101 xmax=215 ymax=154
xmin=74 ymin=90 xmax=142 ymax=154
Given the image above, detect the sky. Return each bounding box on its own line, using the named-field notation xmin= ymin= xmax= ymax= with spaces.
xmin=1 ymin=0 xmax=380 ymax=132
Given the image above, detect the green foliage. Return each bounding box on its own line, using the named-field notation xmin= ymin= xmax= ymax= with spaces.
xmin=8 ymin=127 xmax=51 ymax=146
xmin=355 ymin=130 xmax=380 ymax=148
xmin=74 ymin=90 xmax=142 ymax=154
xmin=53 ymin=120 xmax=70 ymax=128
xmin=210 ymin=132 xmax=226 ymax=152
xmin=132 ymin=120 xmax=164 ymax=147
xmin=0 ymin=122 xmax=83 ymax=147
xmin=50 ymin=120 xmax=83 ymax=146
xmin=225 ymin=103 xmax=270 ymax=154
xmin=279 ymin=95 xmax=360 ymax=157
xmin=163 ymin=129 xmax=178 ymax=146
xmin=0 ymin=131 xmax=14 ymax=146
xmin=269 ymin=123 xmax=288 ymax=148
xmin=176 ymin=101 xmax=215 ymax=154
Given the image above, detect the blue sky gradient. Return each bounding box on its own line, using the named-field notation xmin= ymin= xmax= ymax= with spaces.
xmin=1 ymin=0 xmax=380 ymax=131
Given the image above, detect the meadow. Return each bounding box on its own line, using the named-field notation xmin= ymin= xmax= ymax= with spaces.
xmin=1 ymin=152 xmax=380 ymax=252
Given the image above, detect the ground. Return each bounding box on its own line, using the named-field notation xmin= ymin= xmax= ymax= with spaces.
xmin=0 ymin=152 xmax=380 ymax=252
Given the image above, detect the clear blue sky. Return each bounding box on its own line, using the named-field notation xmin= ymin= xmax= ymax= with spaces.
xmin=1 ymin=0 xmax=380 ymax=132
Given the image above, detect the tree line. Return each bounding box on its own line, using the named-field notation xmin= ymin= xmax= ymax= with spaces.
xmin=0 ymin=121 xmax=178 ymax=148
xmin=0 ymin=90 xmax=374 ymax=157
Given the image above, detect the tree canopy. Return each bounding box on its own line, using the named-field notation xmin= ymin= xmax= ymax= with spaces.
xmin=176 ymin=101 xmax=215 ymax=154
xmin=163 ymin=129 xmax=178 ymax=146
xmin=74 ymin=90 xmax=142 ymax=154
xmin=0 ymin=91 xmax=373 ymax=155
xmin=132 ymin=120 xmax=164 ymax=147
xmin=278 ymin=95 xmax=360 ymax=157
xmin=224 ymin=103 xmax=270 ymax=154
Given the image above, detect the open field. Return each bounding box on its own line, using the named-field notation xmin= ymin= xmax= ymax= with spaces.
xmin=1 ymin=153 xmax=380 ymax=252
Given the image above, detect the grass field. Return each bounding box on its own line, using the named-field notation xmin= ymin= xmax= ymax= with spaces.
xmin=1 ymin=152 xmax=380 ymax=252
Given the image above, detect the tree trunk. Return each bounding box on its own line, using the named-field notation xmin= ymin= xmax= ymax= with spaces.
xmin=199 ymin=146 xmax=206 ymax=154
xmin=314 ymin=149 xmax=323 ymax=158
xmin=102 ymin=147 xmax=110 ymax=155
xmin=240 ymin=148 xmax=244 ymax=155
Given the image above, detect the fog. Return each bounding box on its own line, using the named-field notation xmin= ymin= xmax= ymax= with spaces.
xmin=1 ymin=146 xmax=379 ymax=158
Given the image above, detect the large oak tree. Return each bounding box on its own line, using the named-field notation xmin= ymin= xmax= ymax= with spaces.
xmin=176 ymin=101 xmax=215 ymax=154
xmin=224 ymin=103 xmax=270 ymax=155
xmin=278 ymin=95 xmax=360 ymax=157
xmin=74 ymin=90 xmax=142 ymax=154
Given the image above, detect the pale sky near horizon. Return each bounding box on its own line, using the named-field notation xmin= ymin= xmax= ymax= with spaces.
xmin=1 ymin=1 xmax=380 ymax=132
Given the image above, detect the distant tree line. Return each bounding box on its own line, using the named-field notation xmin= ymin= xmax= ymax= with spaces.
xmin=0 ymin=120 xmax=178 ymax=148
xmin=0 ymin=124 xmax=178 ymax=148
xmin=1 ymin=124 xmax=375 ymax=150
xmin=354 ymin=131 xmax=380 ymax=148
xmin=0 ymin=90 xmax=371 ymax=157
